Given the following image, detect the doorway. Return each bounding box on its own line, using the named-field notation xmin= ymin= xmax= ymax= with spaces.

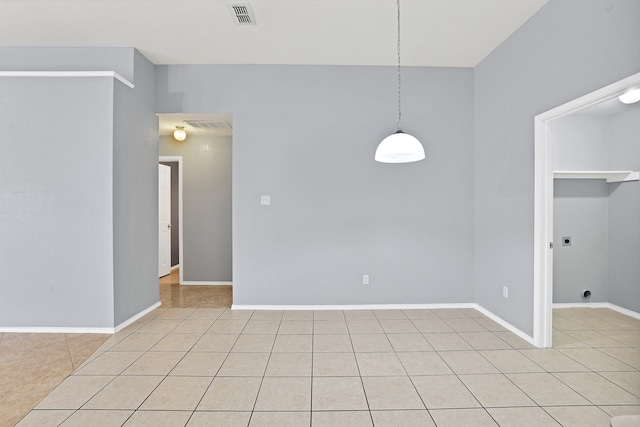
xmin=157 ymin=113 xmax=233 ymax=286
xmin=533 ymin=71 xmax=640 ymax=348
xmin=159 ymin=156 xmax=183 ymax=281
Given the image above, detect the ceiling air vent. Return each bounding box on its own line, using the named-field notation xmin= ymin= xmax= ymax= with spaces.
xmin=228 ymin=3 xmax=256 ymax=25
xmin=183 ymin=120 xmax=233 ymax=132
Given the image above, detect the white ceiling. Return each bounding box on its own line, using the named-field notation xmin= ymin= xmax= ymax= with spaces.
xmin=1 ymin=0 xmax=550 ymax=67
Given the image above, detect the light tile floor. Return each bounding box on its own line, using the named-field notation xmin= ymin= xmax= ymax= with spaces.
xmin=0 ymin=332 xmax=110 ymax=426
xmin=0 ymin=268 xmax=216 ymax=426
xmin=11 ymin=305 xmax=640 ymax=427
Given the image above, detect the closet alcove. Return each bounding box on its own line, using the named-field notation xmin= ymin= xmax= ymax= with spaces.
xmin=551 ymin=99 xmax=640 ymax=309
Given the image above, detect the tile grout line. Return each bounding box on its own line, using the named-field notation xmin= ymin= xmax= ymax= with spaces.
xmin=248 ymin=310 xmax=283 ymax=423
xmin=190 ymin=308 xmax=245 ymax=420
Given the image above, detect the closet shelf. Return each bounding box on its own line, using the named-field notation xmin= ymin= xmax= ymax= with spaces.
xmin=553 ymin=171 xmax=640 ymax=183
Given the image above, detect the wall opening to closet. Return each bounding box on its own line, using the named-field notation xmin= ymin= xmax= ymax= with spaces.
xmin=533 ymin=72 xmax=640 ymax=348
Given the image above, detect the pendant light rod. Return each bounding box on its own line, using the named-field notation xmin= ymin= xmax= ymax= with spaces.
xmin=375 ymin=0 xmax=425 ymax=163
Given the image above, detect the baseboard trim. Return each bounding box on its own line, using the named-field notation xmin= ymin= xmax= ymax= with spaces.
xmin=231 ymin=303 xmax=478 ymax=311
xmin=181 ymin=281 xmax=232 ymax=286
xmin=553 ymin=302 xmax=640 ymax=321
xmin=0 ymin=326 xmax=115 ymax=334
xmin=473 ymin=304 xmax=535 ymax=346
xmin=114 ymin=302 xmax=162 ymax=333
xmin=0 ymin=301 xmax=163 ymax=334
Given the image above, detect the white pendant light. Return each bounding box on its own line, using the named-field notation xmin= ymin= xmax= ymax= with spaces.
xmin=375 ymin=0 xmax=425 ymax=163
xmin=173 ymin=125 xmax=187 ymax=141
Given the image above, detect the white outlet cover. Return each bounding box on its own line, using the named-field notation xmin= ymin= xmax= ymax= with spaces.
xmin=261 ymin=195 xmax=271 ymax=205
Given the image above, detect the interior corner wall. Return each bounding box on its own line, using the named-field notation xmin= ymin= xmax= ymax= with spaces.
xmin=0 ymin=76 xmax=116 ymax=328
xmin=159 ymin=135 xmax=232 ymax=282
xmin=112 ymin=50 xmax=159 ymax=326
xmin=608 ymin=108 xmax=640 ymax=312
xmin=474 ymin=0 xmax=640 ymax=335
xmin=156 ymin=64 xmax=475 ymax=305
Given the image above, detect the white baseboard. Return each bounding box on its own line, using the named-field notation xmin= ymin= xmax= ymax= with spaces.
xmin=231 ymin=303 xmax=478 ymax=311
xmin=0 ymin=301 xmax=162 ymax=335
xmin=472 ymin=304 xmax=535 ymax=346
xmin=181 ymin=281 xmax=232 ymax=286
xmin=0 ymin=326 xmax=115 ymax=334
xmin=553 ymin=302 xmax=640 ymax=320
xmin=114 ymin=301 xmax=162 ymax=333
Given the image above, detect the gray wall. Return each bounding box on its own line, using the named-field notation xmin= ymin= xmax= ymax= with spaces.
xmin=608 ymin=107 xmax=640 ymax=312
xmin=159 ymin=135 xmax=233 ymax=282
xmin=112 ymin=50 xmax=159 ymax=325
xmin=553 ymin=180 xmax=609 ymax=303
xmin=552 ymin=116 xmax=609 ymax=303
xmin=0 ymin=76 xmax=116 ymax=327
xmin=159 ymin=161 xmax=180 ymax=267
xmin=156 ymin=65 xmax=475 ymax=304
xmin=474 ymin=0 xmax=640 ymax=335
xmin=0 ymin=47 xmax=159 ymax=328
xmin=552 ymin=116 xmax=609 ymax=170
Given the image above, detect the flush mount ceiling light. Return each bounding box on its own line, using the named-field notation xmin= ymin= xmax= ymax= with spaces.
xmin=375 ymin=0 xmax=425 ymax=164
xmin=618 ymin=88 xmax=640 ymax=104
xmin=173 ymin=125 xmax=187 ymax=141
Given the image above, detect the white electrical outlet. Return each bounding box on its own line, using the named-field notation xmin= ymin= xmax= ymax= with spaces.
xmin=260 ymin=195 xmax=271 ymax=205
xmin=503 ymin=286 xmax=509 ymax=298
xmin=363 ymin=275 xmax=369 ymax=285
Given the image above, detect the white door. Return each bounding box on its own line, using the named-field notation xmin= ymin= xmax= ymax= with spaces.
xmin=159 ymin=164 xmax=172 ymax=277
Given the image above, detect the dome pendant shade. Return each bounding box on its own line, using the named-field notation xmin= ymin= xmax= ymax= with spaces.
xmin=375 ymin=131 xmax=425 ymax=163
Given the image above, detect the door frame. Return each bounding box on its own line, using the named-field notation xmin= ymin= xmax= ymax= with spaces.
xmin=159 ymin=156 xmax=184 ymax=284
xmin=533 ymin=71 xmax=640 ymax=348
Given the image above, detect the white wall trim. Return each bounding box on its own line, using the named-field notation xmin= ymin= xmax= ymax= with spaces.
xmin=0 ymin=70 xmax=135 ymax=88
xmin=0 ymin=326 xmax=115 ymax=334
xmin=159 ymin=156 xmax=184 ymax=284
xmin=232 ymin=303 xmax=478 ymax=311
xmin=171 ymin=264 xmax=180 ymax=271
xmin=114 ymin=301 xmax=162 ymax=333
xmin=0 ymin=302 xmax=162 ymax=334
xmin=533 ymin=71 xmax=640 ymax=349
xmin=553 ymin=302 xmax=640 ymax=321
xmin=182 ymin=281 xmax=232 ymax=286
xmin=473 ymin=304 xmax=535 ymax=346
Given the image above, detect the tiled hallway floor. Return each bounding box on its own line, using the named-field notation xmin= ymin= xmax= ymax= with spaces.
xmin=159 ymin=268 xmax=233 ymax=309
xmin=12 ymin=306 xmax=640 ymax=426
